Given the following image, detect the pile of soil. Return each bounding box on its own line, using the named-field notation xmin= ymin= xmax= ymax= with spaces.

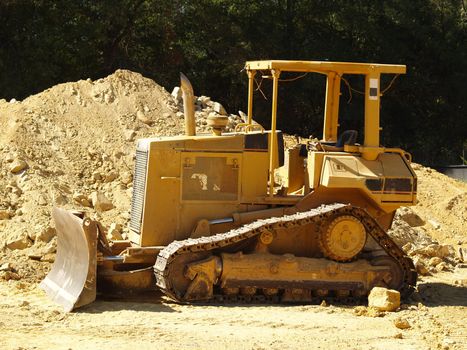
xmin=0 ymin=70 xmax=242 ymax=281
xmin=388 ymin=163 xmax=467 ymax=276
xmin=0 ymin=69 xmax=465 ymax=284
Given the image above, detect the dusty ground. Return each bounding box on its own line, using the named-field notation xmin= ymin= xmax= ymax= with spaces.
xmin=0 ymin=270 xmax=466 ymax=350
xmin=0 ymin=70 xmax=466 ymax=350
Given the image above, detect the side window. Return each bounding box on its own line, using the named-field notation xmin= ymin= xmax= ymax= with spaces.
xmin=182 ymin=157 xmax=239 ymax=201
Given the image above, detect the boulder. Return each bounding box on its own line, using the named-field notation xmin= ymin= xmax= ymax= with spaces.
xmin=415 ymin=244 xmax=453 ymax=259
xmin=0 ymin=262 xmax=12 ymax=271
xmin=9 ymin=159 xmax=28 ymax=173
xmin=213 ymin=102 xmax=227 ymax=115
xmin=120 ymin=171 xmax=133 ymax=185
xmin=36 ymin=227 xmax=56 ymax=243
xmin=397 ymin=207 xmax=425 ymax=227
xmin=435 ymin=261 xmax=449 ymax=272
xmin=0 ymin=209 xmax=11 ymax=220
xmin=171 ymin=86 xmax=182 ymax=102
xmin=5 ymin=232 xmax=31 ymax=250
xmin=428 ymin=219 xmax=441 ymax=230
xmin=73 ymin=192 xmax=92 ymax=207
xmin=0 ymin=271 xmax=21 ymax=281
xmin=428 ymin=256 xmax=443 ymax=266
xmin=394 ymin=317 xmax=411 ymax=329
xmin=412 ymin=256 xmax=430 ymax=275
xmin=104 ymin=171 xmax=118 ymax=183
xmin=91 ymin=191 xmax=114 ymax=212
xmin=456 ymin=247 xmax=467 ymax=262
xmin=107 ymin=223 xmax=123 ymax=240
xmin=368 ymin=287 xmax=400 ymax=312
xmin=124 ymin=129 xmax=136 ymax=141
xmin=136 ymin=110 xmax=152 ymax=125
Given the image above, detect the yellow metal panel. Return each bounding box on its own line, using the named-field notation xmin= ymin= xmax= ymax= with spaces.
xmin=323 ymin=72 xmax=341 ymax=142
xmin=183 ymin=134 xmax=244 ymax=151
xmin=241 ymin=152 xmax=269 ymax=201
xmin=284 ymin=146 xmax=306 ymax=193
xmin=268 ymin=69 xmax=281 ymax=196
xmin=363 ymin=72 xmax=381 ymax=151
xmin=140 ymin=145 xmax=181 ymax=247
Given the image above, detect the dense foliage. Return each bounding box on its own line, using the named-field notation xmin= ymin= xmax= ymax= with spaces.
xmin=0 ymin=0 xmax=465 ymax=164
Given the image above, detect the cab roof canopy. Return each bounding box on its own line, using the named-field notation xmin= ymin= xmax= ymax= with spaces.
xmin=244 ymin=60 xmax=406 ymax=75
xmin=243 ymin=60 xmax=407 ymax=192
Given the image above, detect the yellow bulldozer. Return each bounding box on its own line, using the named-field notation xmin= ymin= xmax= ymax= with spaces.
xmin=41 ymin=60 xmax=418 ymax=311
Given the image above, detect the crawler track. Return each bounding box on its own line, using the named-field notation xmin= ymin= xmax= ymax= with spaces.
xmin=154 ymin=203 xmax=417 ymax=303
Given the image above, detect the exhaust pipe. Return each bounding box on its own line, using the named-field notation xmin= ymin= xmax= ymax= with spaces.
xmin=180 ymin=73 xmax=196 ymax=136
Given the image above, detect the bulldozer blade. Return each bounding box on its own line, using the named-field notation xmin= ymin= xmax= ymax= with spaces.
xmin=40 ymin=208 xmax=98 ymax=312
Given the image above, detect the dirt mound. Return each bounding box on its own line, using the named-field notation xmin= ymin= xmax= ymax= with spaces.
xmin=388 ymin=164 xmax=467 ymax=275
xmin=0 ymin=69 xmax=242 ymax=281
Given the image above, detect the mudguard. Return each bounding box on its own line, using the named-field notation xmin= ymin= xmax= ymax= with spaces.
xmin=40 ymin=208 xmax=98 ymax=312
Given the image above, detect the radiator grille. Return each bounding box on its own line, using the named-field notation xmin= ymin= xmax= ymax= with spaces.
xmin=129 ymin=149 xmax=149 ymax=234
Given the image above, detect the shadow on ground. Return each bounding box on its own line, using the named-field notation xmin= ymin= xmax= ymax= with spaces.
xmin=77 ymin=290 xmax=177 ymax=313
xmin=416 ymin=281 xmax=467 ymax=307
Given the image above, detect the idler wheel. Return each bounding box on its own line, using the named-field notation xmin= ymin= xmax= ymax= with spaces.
xmin=371 ymin=256 xmax=404 ymax=290
xmin=320 ymin=215 xmax=367 ymax=262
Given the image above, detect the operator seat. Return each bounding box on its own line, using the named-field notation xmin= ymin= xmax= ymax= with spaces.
xmin=320 ymin=130 xmax=358 ymax=151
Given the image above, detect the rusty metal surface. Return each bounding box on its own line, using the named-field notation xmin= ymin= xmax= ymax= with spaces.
xmin=40 ymin=208 xmax=98 ymax=312
xmin=154 ymin=203 xmax=417 ymax=303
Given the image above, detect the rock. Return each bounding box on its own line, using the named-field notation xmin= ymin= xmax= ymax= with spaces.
xmin=92 ymin=171 xmax=102 ymax=181
xmin=73 ymin=192 xmax=92 ymax=207
xmin=41 ymin=254 xmax=55 ymax=263
xmin=9 ymin=159 xmax=28 ymax=173
xmin=198 ymin=95 xmax=211 ymax=107
xmin=53 ymin=193 xmax=68 ymax=205
xmin=320 ymin=300 xmax=328 ymax=307
xmin=412 ymin=256 xmax=430 ymax=275
xmin=0 ymin=209 xmax=11 ymax=220
xmin=213 ymin=102 xmax=227 ymax=115
xmin=238 ymin=110 xmax=248 ymax=122
xmin=416 ymin=263 xmax=429 ymax=275
xmin=104 ymin=171 xmax=118 ymax=183
xmin=394 ymin=333 xmax=403 ymax=339
xmin=428 ymin=256 xmax=443 ymax=266
xmin=36 ymin=227 xmax=56 ymax=243
xmin=136 ymin=110 xmax=152 ymax=125
xmin=397 ymin=207 xmax=425 ymax=227
xmin=124 ymin=129 xmax=136 ymax=141
xmin=353 ymin=306 xmax=384 ymax=317
xmin=435 ymin=261 xmax=449 ymax=272
xmin=368 ymin=287 xmax=400 ymax=312
xmin=37 ymin=194 xmax=48 ymax=206
xmin=456 ymin=248 xmax=467 ymax=262
xmin=402 ymin=242 xmax=414 ymax=253
xmin=415 ymin=244 xmax=453 ymax=259
xmin=0 ymin=262 xmax=12 ymax=271
xmin=171 ymin=86 xmax=182 ymax=101
xmin=428 ymin=219 xmax=441 ymax=230
xmin=90 ymin=191 xmax=114 ymax=212
xmin=0 ymin=271 xmax=21 ymax=281
xmin=120 ymin=171 xmax=133 ymax=185
xmin=5 ymin=232 xmax=31 ymax=250
xmin=394 ymin=317 xmax=411 ymax=329
xmin=107 ymin=223 xmax=123 ymax=240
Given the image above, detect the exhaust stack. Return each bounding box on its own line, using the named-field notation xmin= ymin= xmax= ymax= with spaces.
xmin=180 ymin=73 xmax=196 ymax=136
